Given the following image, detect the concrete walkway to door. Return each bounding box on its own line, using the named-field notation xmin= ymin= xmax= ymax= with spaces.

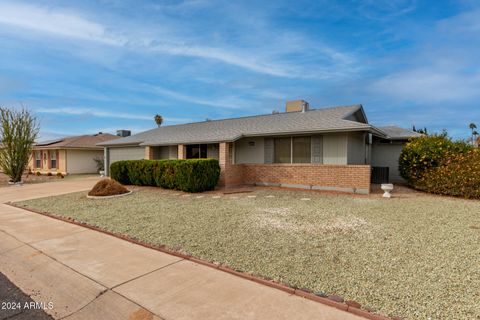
xmin=0 ymin=177 xmax=366 ymax=320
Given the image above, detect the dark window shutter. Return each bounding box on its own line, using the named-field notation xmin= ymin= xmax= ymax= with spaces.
xmin=264 ymin=138 xmax=274 ymax=164
xmin=311 ymin=135 xmax=323 ymax=163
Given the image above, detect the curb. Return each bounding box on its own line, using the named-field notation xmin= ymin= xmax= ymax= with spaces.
xmin=6 ymin=202 xmax=396 ymax=320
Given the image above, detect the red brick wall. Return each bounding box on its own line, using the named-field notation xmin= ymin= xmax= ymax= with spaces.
xmin=221 ymin=163 xmax=371 ymax=193
xmin=218 ymin=142 xmax=244 ymax=186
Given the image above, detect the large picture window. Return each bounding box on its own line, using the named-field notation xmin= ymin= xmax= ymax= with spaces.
xmin=274 ymin=138 xmax=291 ymax=163
xmin=274 ymin=137 xmax=311 ymax=164
xmin=293 ymin=137 xmax=311 ymax=163
xmin=186 ymin=144 xmax=208 ymax=159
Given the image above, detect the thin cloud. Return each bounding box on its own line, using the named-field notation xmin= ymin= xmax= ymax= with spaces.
xmin=147 ymin=85 xmax=253 ymax=110
xmin=34 ymin=107 xmax=193 ymax=123
xmin=0 ymin=2 xmax=307 ymax=78
xmin=0 ymin=2 xmax=125 ymax=45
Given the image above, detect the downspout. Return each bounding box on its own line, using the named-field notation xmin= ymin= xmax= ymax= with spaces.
xmin=104 ymin=147 xmax=109 ymax=176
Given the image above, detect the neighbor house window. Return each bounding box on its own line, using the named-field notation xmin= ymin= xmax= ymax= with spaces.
xmin=293 ymin=137 xmax=311 ymax=163
xmin=35 ymin=151 xmax=41 ymax=168
xmin=274 ymin=137 xmax=311 ymax=164
xmin=50 ymin=151 xmax=57 ymax=169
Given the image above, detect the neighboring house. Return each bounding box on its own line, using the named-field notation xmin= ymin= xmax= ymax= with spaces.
xmin=98 ymin=101 xmax=421 ymax=193
xmin=30 ymin=133 xmax=120 ymax=175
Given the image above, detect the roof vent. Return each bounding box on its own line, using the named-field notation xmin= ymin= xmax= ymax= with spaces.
xmin=116 ymin=130 xmax=131 ymax=137
xmin=285 ymin=100 xmax=309 ymax=113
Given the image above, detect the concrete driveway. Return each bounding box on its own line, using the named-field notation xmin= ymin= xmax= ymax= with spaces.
xmin=0 ymin=178 xmax=366 ymax=320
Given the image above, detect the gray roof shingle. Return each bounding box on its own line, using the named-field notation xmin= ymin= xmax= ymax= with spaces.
xmin=36 ymin=133 xmax=119 ymax=149
xmin=376 ymin=126 xmax=423 ymax=140
xmin=98 ymin=105 xmax=385 ymax=147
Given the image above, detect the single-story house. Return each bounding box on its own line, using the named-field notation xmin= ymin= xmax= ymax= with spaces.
xmin=98 ymin=101 xmax=421 ymax=193
xmin=30 ymin=133 xmax=120 ymax=175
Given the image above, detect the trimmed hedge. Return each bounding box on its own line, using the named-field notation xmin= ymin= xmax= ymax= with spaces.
xmin=399 ymin=135 xmax=471 ymax=185
xmin=109 ymin=159 xmax=220 ymax=192
xmin=416 ymin=150 xmax=480 ymax=199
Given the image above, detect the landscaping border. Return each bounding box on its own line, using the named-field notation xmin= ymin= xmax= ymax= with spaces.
xmin=86 ymin=190 xmax=133 ymax=199
xmin=6 ymin=201 xmax=399 ymax=320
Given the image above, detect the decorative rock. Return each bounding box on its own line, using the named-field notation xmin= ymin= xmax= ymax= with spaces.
xmin=328 ymin=295 xmax=344 ymax=303
xmin=314 ymin=291 xmax=328 ymax=298
xmin=346 ymin=300 xmax=361 ymax=309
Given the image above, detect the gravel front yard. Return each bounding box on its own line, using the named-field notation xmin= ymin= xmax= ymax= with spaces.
xmin=16 ymin=188 xmax=480 ymax=319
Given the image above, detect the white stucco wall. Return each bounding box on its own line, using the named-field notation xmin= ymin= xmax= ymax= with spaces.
xmin=108 ymin=146 xmax=145 ymax=164
xmin=66 ymin=149 xmax=104 ymax=174
xmin=371 ymin=142 xmax=405 ymax=182
xmin=235 ymin=137 xmax=265 ymax=164
xmin=322 ymin=133 xmax=348 ymax=165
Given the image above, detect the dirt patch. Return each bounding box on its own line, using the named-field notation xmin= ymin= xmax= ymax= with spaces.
xmin=255 ymin=207 xmax=368 ymax=234
xmin=129 ymin=308 xmax=154 ymax=320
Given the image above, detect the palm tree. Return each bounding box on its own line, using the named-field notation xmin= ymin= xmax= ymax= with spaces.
xmin=154 ymin=114 xmax=163 ymax=127
xmin=469 ymin=123 xmax=477 ymax=146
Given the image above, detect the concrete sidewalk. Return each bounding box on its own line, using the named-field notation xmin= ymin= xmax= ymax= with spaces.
xmin=0 ymin=178 xmax=365 ymax=320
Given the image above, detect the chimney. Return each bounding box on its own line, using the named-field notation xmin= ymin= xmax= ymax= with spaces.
xmin=285 ymin=100 xmax=309 ymax=113
xmin=116 ymin=130 xmax=131 ymax=137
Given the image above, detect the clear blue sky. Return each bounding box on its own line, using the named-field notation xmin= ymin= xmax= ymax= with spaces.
xmin=0 ymin=0 xmax=479 ymax=141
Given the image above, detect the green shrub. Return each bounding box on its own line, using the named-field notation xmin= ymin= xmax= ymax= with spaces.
xmin=399 ymin=134 xmax=471 ymax=185
xmin=416 ymin=150 xmax=480 ymax=199
xmin=109 ymin=159 xmax=220 ymax=192
xmin=110 ymin=161 xmax=130 ymax=184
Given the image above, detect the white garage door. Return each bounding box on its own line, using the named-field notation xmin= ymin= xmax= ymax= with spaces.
xmin=109 ymin=147 xmax=145 ymax=164
xmin=371 ymin=142 xmax=405 ymax=182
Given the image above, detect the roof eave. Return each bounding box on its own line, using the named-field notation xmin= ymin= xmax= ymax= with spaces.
xmin=140 ymin=126 xmax=380 ymax=146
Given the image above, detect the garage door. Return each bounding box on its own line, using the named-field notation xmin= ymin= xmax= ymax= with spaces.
xmin=371 ymin=142 xmax=405 ymax=182
xmin=108 ymin=146 xmax=145 ymax=164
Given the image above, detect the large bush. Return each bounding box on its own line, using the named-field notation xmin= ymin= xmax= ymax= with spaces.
xmin=416 ymin=150 xmax=480 ymax=199
xmin=399 ymin=135 xmax=471 ymax=185
xmin=110 ymin=159 xmax=220 ymax=192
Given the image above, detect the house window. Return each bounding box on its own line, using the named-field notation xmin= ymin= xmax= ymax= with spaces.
xmin=50 ymin=151 xmax=57 ymax=169
xmin=293 ymin=137 xmax=311 ymax=163
xmin=186 ymin=144 xmax=208 ymax=159
xmin=274 ymin=138 xmax=292 ymax=163
xmin=248 ymin=141 xmax=255 ymax=147
xmin=274 ymin=137 xmax=312 ymax=164
xmin=35 ymin=151 xmax=41 ymax=168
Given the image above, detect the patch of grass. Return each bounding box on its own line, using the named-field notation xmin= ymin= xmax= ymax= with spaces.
xmin=16 ymin=189 xmax=480 ymax=319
